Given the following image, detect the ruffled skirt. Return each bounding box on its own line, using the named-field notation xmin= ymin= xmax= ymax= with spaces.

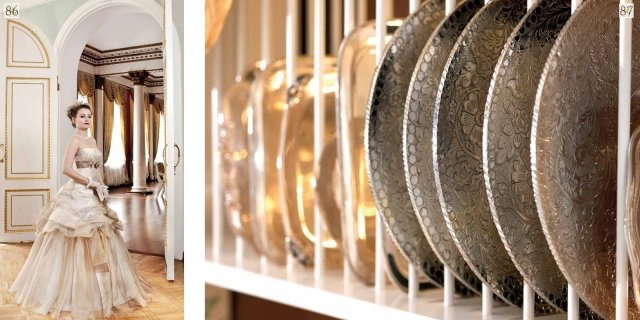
xmin=10 ymin=181 xmax=151 ymax=319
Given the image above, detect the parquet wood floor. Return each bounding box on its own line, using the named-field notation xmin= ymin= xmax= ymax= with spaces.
xmin=0 ymin=243 xmax=183 ymax=319
xmin=106 ymin=183 xmax=164 ymax=256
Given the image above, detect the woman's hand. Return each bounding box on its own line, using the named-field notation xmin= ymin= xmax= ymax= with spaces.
xmin=96 ymin=185 xmax=109 ymax=201
xmin=86 ymin=177 xmax=101 ymax=189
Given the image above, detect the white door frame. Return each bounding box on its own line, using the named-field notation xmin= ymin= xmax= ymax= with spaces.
xmin=52 ymin=0 xmax=183 ymax=281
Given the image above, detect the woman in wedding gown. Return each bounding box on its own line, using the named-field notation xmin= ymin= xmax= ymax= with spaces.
xmin=10 ymin=103 xmax=151 ymax=319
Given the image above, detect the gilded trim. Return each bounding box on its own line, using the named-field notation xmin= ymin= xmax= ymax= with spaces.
xmin=86 ymin=42 xmax=163 ymax=54
xmin=5 ymin=77 xmax=51 ymax=180
xmin=80 ymin=54 xmax=163 ymax=67
xmin=4 ymin=188 xmax=50 ymax=233
xmin=6 ymin=20 xmax=50 ymax=68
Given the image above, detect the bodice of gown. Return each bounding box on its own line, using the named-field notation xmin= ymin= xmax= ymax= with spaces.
xmin=75 ymin=148 xmax=102 ymax=182
xmin=36 ymin=147 xmax=112 ymax=237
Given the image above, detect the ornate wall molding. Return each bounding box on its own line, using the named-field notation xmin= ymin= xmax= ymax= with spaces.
xmin=80 ymin=43 xmax=162 ymax=67
xmin=6 ymin=20 xmax=50 ymax=68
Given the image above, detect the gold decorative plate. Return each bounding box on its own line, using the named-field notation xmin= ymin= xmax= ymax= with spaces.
xmin=220 ymin=65 xmax=263 ymax=254
xmin=250 ymin=59 xmax=293 ymax=265
xmin=278 ymin=61 xmax=342 ymax=267
xmin=532 ymin=0 xmax=640 ymax=317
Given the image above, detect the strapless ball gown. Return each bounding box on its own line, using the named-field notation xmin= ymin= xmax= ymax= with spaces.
xmin=9 ymin=148 xmax=151 ymax=319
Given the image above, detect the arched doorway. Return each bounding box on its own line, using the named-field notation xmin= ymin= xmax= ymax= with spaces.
xmin=53 ymin=0 xmax=182 ymax=281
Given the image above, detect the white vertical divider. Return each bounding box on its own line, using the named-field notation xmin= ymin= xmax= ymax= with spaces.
xmin=358 ymin=0 xmax=368 ymax=25
xmin=407 ymin=0 xmax=421 ymax=301
xmin=571 ymin=0 xmax=582 ymax=13
xmin=212 ymin=42 xmax=223 ymax=263
xmin=375 ymin=0 xmax=388 ymax=297
xmin=313 ymin=0 xmax=327 ymax=286
xmin=331 ymin=0 xmax=342 ymax=55
xmin=285 ymin=0 xmax=299 ymax=280
xmin=617 ymin=0 xmax=633 ymax=318
xmin=234 ymin=0 xmax=246 ymax=267
xmin=482 ymin=284 xmax=493 ymax=315
xmin=444 ymin=266 xmax=454 ymax=306
xmin=567 ymin=285 xmax=579 ymax=320
xmin=565 ymin=0 xmax=582 ymax=317
xmin=521 ymin=0 xmax=537 ymax=317
xmin=343 ymin=0 xmax=356 ymax=289
xmin=408 ymin=263 xmax=419 ymax=299
xmin=235 ymin=236 xmax=244 ymax=267
xmin=236 ymin=0 xmax=246 ymax=82
xmin=443 ymin=0 xmax=457 ymax=307
xmin=262 ymin=0 xmax=271 ymax=66
xmin=527 ymin=0 xmax=535 ymax=9
xmin=345 ymin=0 xmax=356 ymax=33
xmin=259 ymin=0 xmax=272 ymax=275
xmin=481 ymin=0 xmax=494 ymax=316
xmin=523 ymin=283 xmax=534 ymax=320
xmin=409 ymin=0 xmax=420 ymax=13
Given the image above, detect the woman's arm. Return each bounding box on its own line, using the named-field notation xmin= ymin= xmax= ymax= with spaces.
xmin=61 ymin=137 xmax=92 ymax=185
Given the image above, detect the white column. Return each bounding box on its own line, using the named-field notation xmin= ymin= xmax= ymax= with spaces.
xmin=147 ymin=98 xmax=154 ymax=179
xmin=130 ymin=71 xmax=151 ymax=193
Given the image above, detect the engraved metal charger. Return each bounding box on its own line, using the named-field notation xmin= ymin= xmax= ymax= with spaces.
xmin=531 ymin=0 xmax=640 ymax=317
xmin=403 ymin=0 xmax=485 ymax=296
xmin=481 ymin=0 xmax=583 ymax=314
xmin=627 ymin=127 xmax=640 ymax=309
xmin=432 ymin=0 xmax=553 ymax=311
xmin=364 ymin=0 xmax=449 ymax=285
xmin=334 ymin=20 xmax=449 ymax=290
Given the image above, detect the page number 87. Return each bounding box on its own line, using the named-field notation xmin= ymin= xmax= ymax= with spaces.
xmin=620 ymin=3 xmax=634 ymax=18
xmin=4 ymin=3 xmax=19 ymax=18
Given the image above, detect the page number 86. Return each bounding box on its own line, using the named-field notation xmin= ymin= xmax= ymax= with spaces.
xmin=4 ymin=3 xmax=19 ymax=18
xmin=620 ymin=3 xmax=634 ymax=18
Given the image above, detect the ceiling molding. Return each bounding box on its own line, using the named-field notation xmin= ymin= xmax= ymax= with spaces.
xmin=80 ymin=43 xmax=162 ymax=67
xmin=122 ymin=72 xmax=164 ymax=87
xmin=107 ymin=69 xmax=163 ymax=88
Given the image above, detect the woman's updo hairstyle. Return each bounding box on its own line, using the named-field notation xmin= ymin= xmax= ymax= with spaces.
xmin=67 ymin=103 xmax=91 ymax=128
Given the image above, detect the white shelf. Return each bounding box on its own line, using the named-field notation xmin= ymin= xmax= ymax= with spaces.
xmin=204 ymin=243 xmax=565 ymax=320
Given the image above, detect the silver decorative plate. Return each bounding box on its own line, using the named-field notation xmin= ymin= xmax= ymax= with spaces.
xmin=432 ymin=0 xmax=553 ymax=312
xmin=403 ymin=0 xmax=485 ymax=296
xmin=481 ymin=0 xmax=580 ymax=314
xmin=364 ymin=0 xmax=448 ymax=285
xmin=532 ymin=0 xmax=640 ymax=317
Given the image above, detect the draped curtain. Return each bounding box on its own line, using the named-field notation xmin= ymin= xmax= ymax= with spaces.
xmin=103 ymin=79 xmax=129 ymax=186
xmin=153 ymin=99 xmax=162 ymax=162
xmin=151 ymin=97 xmax=164 ymax=181
xmin=102 ymin=97 xmax=114 ymax=162
xmin=77 ymin=71 xmax=96 ymax=135
xmin=139 ymin=93 xmax=163 ymax=180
